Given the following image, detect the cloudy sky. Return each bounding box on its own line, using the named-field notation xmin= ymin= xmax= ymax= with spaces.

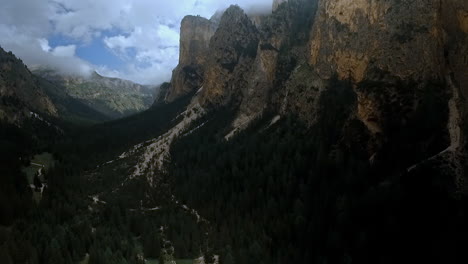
xmin=0 ymin=0 xmax=271 ymax=85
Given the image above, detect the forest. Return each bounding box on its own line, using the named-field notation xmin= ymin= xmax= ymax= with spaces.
xmin=2 ymin=78 xmax=468 ymax=264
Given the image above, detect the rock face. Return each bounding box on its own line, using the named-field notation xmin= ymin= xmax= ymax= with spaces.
xmin=199 ymin=1 xmax=318 ymax=132
xmin=273 ymin=0 xmax=288 ymax=11
xmin=0 ymin=47 xmax=57 ymax=123
xmin=308 ymin=0 xmax=467 ymax=134
xmin=199 ymin=5 xmax=259 ymax=107
xmin=165 ymin=16 xmax=217 ymax=102
xmin=310 ymin=0 xmax=444 ymax=82
xmin=307 ymin=0 xmax=468 ymax=189
xmin=309 ymin=0 xmax=447 ymax=134
xmin=159 ymin=0 xmax=467 ymax=192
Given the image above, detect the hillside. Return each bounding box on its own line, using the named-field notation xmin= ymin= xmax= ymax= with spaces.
xmin=33 ymin=68 xmax=157 ymax=119
xmin=0 ymin=47 xmax=57 ymax=124
xmin=0 ymin=47 xmax=114 ymax=125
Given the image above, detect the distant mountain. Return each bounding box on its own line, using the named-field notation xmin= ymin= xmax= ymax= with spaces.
xmin=0 ymin=46 xmax=113 ymax=125
xmin=33 ymin=68 xmax=157 ymax=119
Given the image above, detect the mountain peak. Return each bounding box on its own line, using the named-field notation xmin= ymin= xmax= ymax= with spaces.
xmin=272 ymin=0 xmax=288 ymax=11
xmin=219 ymin=5 xmax=247 ymax=25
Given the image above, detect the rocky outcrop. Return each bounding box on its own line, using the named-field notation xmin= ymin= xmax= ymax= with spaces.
xmin=273 ymin=0 xmax=288 ymax=11
xmin=153 ymin=82 xmax=171 ymax=106
xmin=441 ymin=0 xmax=468 ymax=151
xmin=232 ymin=0 xmax=318 ymax=128
xmin=165 ymin=16 xmax=217 ymax=102
xmin=199 ymin=5 xmax=259 ymax=107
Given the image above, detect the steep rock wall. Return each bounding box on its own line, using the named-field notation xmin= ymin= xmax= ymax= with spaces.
xmin=199 ymin=5 xmax=259 ymax=107
xmin=307 ymin=0 xmax=468 ymax=189
xmin=165 ymin=16 xmax=217 ymax=102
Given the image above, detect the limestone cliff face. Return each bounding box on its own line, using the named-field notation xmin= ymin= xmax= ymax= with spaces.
xmin=165 ymin=16 xmax=217 ymax=102
xmin=310 ymin=0 xmax=445 ymax=82
xmin=308 ymin=0 xmax=468 ymax=135
xmin=178 ymin=16 xmax=218 ymax=66
xmin=439 ymin=0 xmax=468 ymax=191
xmin=307 ymin=0 xmax=468 ymax=189
xmin=309 ymin=0 xmax=442 ymax=135
xmin=199 ymin=5 xmax=259 ymax=107
xmin=159 ymin=0 xmax=467 ymax=189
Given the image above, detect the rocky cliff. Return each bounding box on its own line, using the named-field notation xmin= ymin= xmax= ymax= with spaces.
xmin=196 ymin=2 xmax=318 ymax=133
xmin=307 ymin=0 xmax=468 ymax=191
xmin=198 ymin=6 xmax=259 ymax=107
xmin=158 ymin=0 xmax=467 ymax=192
xmin=309 ymin=0 xmax=446 ymax=132
xmin=165 ymin=16 xmax=217 ymax=102
xmin=273 ymin=0 xmax=288 ymax=11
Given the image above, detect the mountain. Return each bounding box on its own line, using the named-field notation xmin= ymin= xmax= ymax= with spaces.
xmin=0 ymin=46 xmax=111 ymax=126
xmin=158 ymin=0 xmax=468 ymax=181
xmin=33 ymin=68 xmax=157 ymax=119
xmin=2 ymin=1 xmax=468 ymax=264
xmin=147 ymin=0 xmax=468 ymax=262
xmin=0 ymin=47 xmax=57 ymax=124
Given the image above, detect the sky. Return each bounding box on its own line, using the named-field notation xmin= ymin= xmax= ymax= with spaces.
xmin=0 ymin=0 xmax=272 ymax=85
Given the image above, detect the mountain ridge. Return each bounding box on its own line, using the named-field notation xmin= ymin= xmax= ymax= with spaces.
xmin=33 ymin=67 xmax=157 ymax=119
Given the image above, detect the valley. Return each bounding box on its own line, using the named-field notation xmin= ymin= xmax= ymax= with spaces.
xmin=1 ymin=0 xmax=468 ymax=264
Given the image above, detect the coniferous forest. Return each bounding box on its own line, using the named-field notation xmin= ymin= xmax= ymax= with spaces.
xmin=2 ymin=80 xmax=467 ymax=264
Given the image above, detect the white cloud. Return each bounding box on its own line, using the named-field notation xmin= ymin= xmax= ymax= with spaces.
xmin=0 ymin=24 xmax=92 ymax=76
xmin=0 ymin=0 xmax=273 ymax=84
xmin=38 ymin=38 xmax=51 ymax=52
xmin=51 ymin=45 xmax=76 ymax=57
xmin=102 ymin=23 xmax=180 ymax=84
